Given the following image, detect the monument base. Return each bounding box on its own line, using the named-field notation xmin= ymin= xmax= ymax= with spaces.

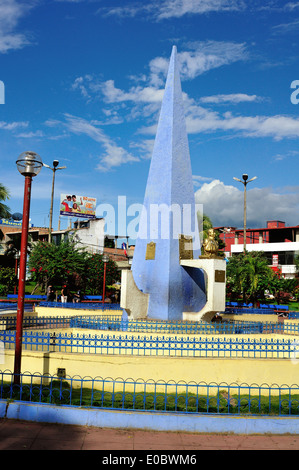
xmin=120 ymin=257 xmax=226 ymax=323
xmin=120 ymin=269 xmax=149 ymax=319
xmin=180 ymin=258 xmax=226 ymax=322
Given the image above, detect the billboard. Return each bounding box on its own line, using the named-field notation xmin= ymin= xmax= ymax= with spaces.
xmin=60 ymin=194 xmax=97 ymax=219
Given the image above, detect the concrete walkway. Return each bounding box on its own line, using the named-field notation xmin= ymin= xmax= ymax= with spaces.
xmin=1 ymin=418 xmax=299 ymax=450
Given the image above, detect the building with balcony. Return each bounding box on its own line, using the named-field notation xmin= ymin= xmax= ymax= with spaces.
xmin=217 ymin=221 xmax=299 ymax=278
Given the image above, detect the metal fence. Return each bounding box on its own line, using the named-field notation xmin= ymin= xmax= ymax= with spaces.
xmin=70 ymin=316 xmax=288 ymax=335
xmin=1 ymin=370 xmax=298 ymax=416
xmin=39 ymin=301 xmax=122 ymax=310
xmin=2 ymin=314 xmax=299 ymax=336
xmin=0 ymin=303 xmax=33 ymax=312
xmin=1 ymin=329 xmax=299 ymax=358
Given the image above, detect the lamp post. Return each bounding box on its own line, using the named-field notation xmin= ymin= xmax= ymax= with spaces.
xmin=14 ymin=151 xmax=43 ymax=384
xmin=102 ymin=253 xmax=109 ymax=305
xmin=43 ymin=160 xmax=67 ymax=243
xmin=233 ymin=174 xmax=257 ymax=252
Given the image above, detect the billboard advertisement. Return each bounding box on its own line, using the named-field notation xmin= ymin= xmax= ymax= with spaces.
xmin=60 ymin=194 xmax=97 ymax=219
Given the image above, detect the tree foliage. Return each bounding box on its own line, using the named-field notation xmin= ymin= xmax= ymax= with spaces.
xmin=0 ymin=183 xmax=10 ymax=219
xmin=226 ymin=251 xmax=298 ymax=306
xmin=0 ymin=266 xmax=16 ymax=296
xmin=28 ymin=239 xmax=121 ymax=294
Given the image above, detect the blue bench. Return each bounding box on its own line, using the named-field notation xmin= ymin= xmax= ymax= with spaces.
xmin=7 ymin=294 xmax=47 ymax=300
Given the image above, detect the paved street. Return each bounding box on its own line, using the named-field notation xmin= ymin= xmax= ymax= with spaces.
xmin=1 ymin=418 xmax=299 ymax=451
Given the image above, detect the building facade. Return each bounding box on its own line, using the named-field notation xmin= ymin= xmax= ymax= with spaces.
xmin=217 ymin=221 xmax=299 ymax=278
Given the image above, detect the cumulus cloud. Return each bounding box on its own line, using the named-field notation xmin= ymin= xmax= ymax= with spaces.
xmin=0 ymin=0 xmax=35 ymax=53
xmin=148 ymin=41 xmax=248 ymax=85
xmin=0 ymin=120 xmax=28 ymax=130
xmin=200 ymin=93 xmax=262 ymax=104
xmin=195 ymin=179 xmax=299 ymax=228
xmin=186 ymin=107 xmax=299 ymax=140
xmin=46 ymin=113 xmax=139 ymax=172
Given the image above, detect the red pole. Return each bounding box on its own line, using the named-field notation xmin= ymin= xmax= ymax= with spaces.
xmin=102 ymin=261 xmax=107 ymax=305
xmin=14 ymin=175 xmax=32 ymax=384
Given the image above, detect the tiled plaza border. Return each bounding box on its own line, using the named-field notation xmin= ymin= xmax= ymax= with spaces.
xmin=1 ymin=400 xmax=299 ymax=435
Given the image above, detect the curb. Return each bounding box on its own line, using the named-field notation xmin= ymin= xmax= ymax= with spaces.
xmin=1 ymin=400 xmax=299 ymax=434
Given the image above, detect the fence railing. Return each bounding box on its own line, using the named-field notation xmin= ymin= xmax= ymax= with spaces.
xmin=0 ymin=303 xmax=33 ymax=312
xmin=1 ymin=329 xmax=299 ymax=358
xmin=225 ymin=307 xmax=289 ymax=315
xmin=71 ymin=316 xmax=299 ymax=335
xmin=2 ymin=314 xmax=299 ymax=336
xmin=226 ymin=302 xmax=289 ymax=311
xmin=39 ymin=301 xmax=121 ymax=310
xmin=1 ymin=370 xmax=298 ymax=416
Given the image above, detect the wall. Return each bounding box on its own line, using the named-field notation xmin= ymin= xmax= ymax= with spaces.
xmin=2 ymin=345 xmax=299 ymax=394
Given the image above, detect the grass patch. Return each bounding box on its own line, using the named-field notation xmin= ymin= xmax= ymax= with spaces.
xmin=1 ymin=380 xmax=299 ymax=416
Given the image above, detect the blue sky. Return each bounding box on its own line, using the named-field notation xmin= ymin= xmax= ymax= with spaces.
xmin=1 ymin=0 xmax=299 ymax=237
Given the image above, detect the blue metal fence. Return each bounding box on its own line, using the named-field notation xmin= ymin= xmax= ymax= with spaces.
xmin=1 ymin=313 xmax=299 ymax=335
xmin=226 ymin=301 xmax=289 ymax=311
xmin=0 ymin=370 xmax=298 ymax=416
xmin=1 ymin=329 xmax=298 ymax=358
xmin=39 ymin=301 xmax=121 ymax=310
xmin=0 ymin=302 xmax=33 ymax=312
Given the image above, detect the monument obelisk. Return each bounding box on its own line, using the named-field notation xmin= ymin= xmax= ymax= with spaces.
xmin=128 ymin=46 xmax=206 ymax=321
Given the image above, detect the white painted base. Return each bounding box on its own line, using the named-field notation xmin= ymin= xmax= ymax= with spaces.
xmin=120 ymin=269 xmax=149 ymax=319
xmin=181 ymin=258 xmax=226 ymax=322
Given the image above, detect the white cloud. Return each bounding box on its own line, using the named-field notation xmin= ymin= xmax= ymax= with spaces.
xmin=200 ymin=93 xmax=262 ymax=104
xmin=49 ymin=114 xmax=140 ymax=172
xmin=192 ymin=174 xmax=214 ymax=187
xmin=100 ymin=79 xmax=164 ymax=104
xmin=0 ymin=120 xmax=28 ymax=130
xmin=0 ymin=0 xmax=34 ymax=53
xmin=149 ymin=42 xmax=248 ymax=84
xmin=100 ymin=0 xmax=244 ymax=21
xmin=185 ymin=105 xmax=299 ymax=140
xmin=157 ymin=0 xmax=244 ymax=19
xmin=195 ymin=179 xmax=299 ymax=227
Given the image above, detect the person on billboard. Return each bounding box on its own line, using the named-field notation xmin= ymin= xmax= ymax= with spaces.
xmin=72 ymin=195 xmax=83 ymax=211
xmin=61 ymin=195 xmax=72 ymax=212
xmin=72 ymin=202 xmax=81 ymax=212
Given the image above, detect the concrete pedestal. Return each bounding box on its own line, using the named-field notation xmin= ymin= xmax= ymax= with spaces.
xmin=181 ymin=258 xmax=226 ymax=322
xmin=120 ymin=269 xmax=149 ymax=319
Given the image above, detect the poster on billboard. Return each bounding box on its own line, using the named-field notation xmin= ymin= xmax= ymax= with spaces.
xmin=60 ymin=194 xmax=97 ymax=219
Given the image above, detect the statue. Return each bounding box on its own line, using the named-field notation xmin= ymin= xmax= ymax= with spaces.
xmin=202 ymin=229 xmax=219 ymax=258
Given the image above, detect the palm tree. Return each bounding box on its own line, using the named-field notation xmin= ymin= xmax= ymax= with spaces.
xmin=0 ymin=183 xmax=10 ymax=219
xmin=0 ymin=183 xmax=11 ymax=242
xmin=240 ymin=252 xmax=272 ymax=307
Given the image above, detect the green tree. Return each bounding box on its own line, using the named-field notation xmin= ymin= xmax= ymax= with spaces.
xmin=240 ymin=252 xmax=273 ymax=307
xmin=28 ymin=239 xmax=121 ymax=296
xmin=0 ymin=183 xmax=11 ymax=243
xmin=226 ymin=252 xmax=245 ymax=301
xmin=0 ymin=266 xmax=16 ymax=296
xmin=0 ymin=183 xmax=10 ymax=219
xmin=84 ymin=253 xmax=121 ymax=295
xmin=28 ymin=239 xmax=87 ymax=292
xmin=227 ymin=252 xmax=273 ymax=306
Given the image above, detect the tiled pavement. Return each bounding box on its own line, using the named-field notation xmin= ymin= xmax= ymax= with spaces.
xmin=1 ymin=418 xmax=299 ymax=450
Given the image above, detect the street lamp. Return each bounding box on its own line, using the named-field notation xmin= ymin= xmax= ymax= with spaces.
xmin=102 ymin=253 xmax=110 ymax=305
xmin=14 ymin=151 xmax=43 ymax=384
xmin=43 ymin=160 xmax=67 ymax=242
xmin=233 ymin=174 xmax=257 ymax=252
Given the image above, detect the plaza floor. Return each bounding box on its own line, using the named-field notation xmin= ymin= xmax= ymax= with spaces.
xmin=1 ymin=418 xmax=299 ymax=450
